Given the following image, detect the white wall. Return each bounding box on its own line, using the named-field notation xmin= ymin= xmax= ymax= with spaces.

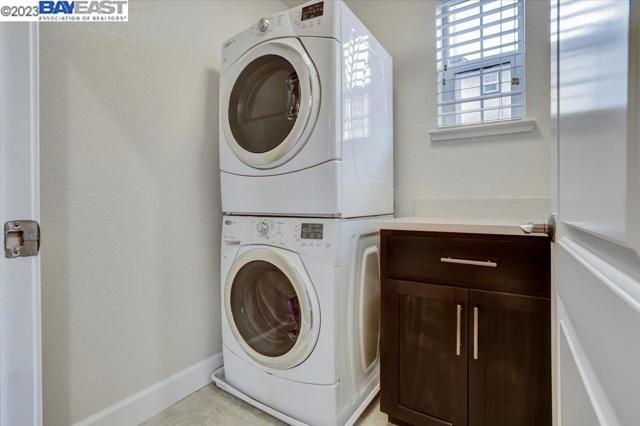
xmin=347 ymin=0 xmax=551 ymax=219
xmin=39 ymin=1 xmax=285 ymax=425
xmin=283 ymin=0 xmax=552 ymax=219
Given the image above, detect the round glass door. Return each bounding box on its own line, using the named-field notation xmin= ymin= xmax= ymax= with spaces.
xmin=230 ymin=260 xmax=301 ymax=357
xmin=222 ymin=39 xmax=320 ymax=169
xmin=225 ymin=248 xmax=318 ymax=370
xmin=229 ymin=55 xmax=299 ymax=155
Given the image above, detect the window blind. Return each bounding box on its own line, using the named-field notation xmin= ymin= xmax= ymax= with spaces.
xmin=437 ymin=0 xmax=525 ymax=127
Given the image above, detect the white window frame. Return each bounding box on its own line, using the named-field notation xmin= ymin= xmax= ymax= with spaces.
xmin=437 ymin=0 xmax=526 ymax=128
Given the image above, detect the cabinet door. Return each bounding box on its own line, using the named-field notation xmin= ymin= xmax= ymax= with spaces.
xmin=381 ymin=280 xmax=468 ymax=426
xmin=468 ymin=290 xmax=551 ymax=426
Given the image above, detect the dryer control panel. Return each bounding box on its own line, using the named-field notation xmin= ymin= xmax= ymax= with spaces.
xmin=293 ymin=1 xmax=324 ymax=30
xmin=219 ymin=0 xmax=340 ymax=75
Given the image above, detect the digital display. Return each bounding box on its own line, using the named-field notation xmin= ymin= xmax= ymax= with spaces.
xmin=301 ymin=2 xmax=323 ymax=21
xmin=301 ymin=223 xmax=323 ymax=240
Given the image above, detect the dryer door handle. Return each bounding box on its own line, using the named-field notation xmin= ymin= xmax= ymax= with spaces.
xmin=286 ymin=73 xmax=300 ymax=121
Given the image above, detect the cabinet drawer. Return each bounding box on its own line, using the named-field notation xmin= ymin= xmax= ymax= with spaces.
xmin=381 ymin=231 xmax=550 ymax=297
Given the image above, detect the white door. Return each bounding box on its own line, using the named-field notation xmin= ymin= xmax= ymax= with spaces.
xmin=0 ymin=23 xmax=42 ymax=426
xmin=551 ymin=1 xmax=640 ymax=425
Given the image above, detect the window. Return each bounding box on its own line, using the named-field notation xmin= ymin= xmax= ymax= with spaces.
xmin=437 ymin=0 xmax=525 ymax=127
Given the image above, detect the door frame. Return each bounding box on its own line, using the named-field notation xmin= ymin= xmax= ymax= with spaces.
xmin=0 ymin=22 xmax=42 ymax=426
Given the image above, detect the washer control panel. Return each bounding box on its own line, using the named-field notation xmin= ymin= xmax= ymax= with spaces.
xmin=295 ymin=222 xmax=323 ymax=247
xmin=221 ymin=216 xmax=336 ymax=262
xmin=248 ymin=218 xmax=285 ymax=245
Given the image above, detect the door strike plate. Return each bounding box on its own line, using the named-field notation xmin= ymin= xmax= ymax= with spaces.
xmin=4 ymin=220 xmax=40 ymax=258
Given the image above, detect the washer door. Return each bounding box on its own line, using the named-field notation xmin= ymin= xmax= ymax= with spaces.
xmin=224 ymin=248 xmax=320 ymax=369
xmin=222 ymin=38 xmax=320 ymax=169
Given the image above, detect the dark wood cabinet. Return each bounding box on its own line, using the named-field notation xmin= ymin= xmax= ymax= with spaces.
xmin=468 ymin=290 xmax=551 ymax=426
xmin=381 ymin=280 xmax=468 ymax=426
xmin=380 ymin=230 xmax=551 ymax=426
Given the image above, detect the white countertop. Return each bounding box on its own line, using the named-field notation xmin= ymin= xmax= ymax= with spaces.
xmin=373 ymin=216 xmax=545 ymax=237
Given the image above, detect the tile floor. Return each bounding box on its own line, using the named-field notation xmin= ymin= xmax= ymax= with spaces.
xmin=142 ymin=383 xmax=391 ymax=426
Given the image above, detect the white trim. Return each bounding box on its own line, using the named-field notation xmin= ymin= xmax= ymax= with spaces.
xmin=558 ymin=237 xmax=640 ymax=315
xmin=72 ymin=353 xmax=223 ymax=426
xmin=429 ymin=118 xmax=536 ymax=141
xmin=558 ymin=299 xmax=620 ymax=426
xmin=29 ymin=23 xmax=42 ymax=426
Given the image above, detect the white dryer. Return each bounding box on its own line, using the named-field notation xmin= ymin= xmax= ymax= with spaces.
xmin=219 ymin=0 xmax=393 ymax=218
xmin=219 ymin=215 xmax=384 ymax=425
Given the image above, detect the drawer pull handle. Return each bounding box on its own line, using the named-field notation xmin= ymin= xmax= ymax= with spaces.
xmin=440 ymin=257 xmax=497 ymax=268
xmin=473 ymin=307 xmax=479 ymax=360
xmin=456 ymin=304 xmax=462 ymax=356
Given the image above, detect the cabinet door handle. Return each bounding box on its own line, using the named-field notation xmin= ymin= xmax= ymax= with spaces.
xmin=473 ymin=307 xmax=479 ymax=360
xmin=441 ymin=257 xmax=497 ymax=268
xmin=456 ymin=304 xmax=462 ymax=356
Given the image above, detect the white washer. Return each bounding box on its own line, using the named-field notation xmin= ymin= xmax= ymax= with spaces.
xmin=219 ymin=0 xmax=393 ymax=218
xmin=219 ymin=215 xmax=385 ymax=425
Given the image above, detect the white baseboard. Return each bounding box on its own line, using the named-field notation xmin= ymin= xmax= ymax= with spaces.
xmin=73 ymin=353 xmax=223 ymax=426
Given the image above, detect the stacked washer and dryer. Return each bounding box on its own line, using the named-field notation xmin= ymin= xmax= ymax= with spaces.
xmin=213 ymin=1 xmax=393 ymax=425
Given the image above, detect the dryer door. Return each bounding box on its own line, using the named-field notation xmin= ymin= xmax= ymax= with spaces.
xmin=222 ymin=38 xmax=320 ymax=169
xmin=224 ymin=247 xmax=320 ymax=370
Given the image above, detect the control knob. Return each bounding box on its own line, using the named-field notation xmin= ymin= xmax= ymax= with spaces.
xmin=257 ymin=17 xmax=270 ymax=33
xmin=257 ymin=221 xmax=269 ymax=236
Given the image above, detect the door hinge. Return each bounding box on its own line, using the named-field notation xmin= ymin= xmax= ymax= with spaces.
xmin=4 ymin=220 xmax=40 ymax=258
xmin=520 ymin=214 xmax=556 ymax=241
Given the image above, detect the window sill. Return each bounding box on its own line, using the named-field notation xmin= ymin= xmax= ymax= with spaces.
xmin=429 ymin=119 xmax=536 ymax=142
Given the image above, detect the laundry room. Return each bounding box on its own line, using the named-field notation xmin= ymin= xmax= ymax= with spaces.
xmin=1 ymin=1 xmax=639 ymax=426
